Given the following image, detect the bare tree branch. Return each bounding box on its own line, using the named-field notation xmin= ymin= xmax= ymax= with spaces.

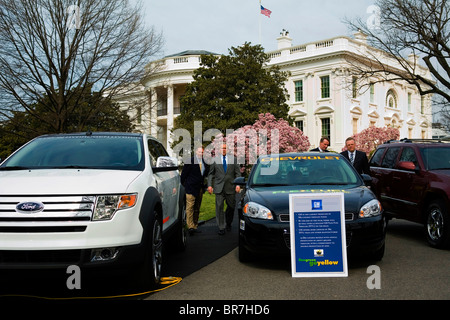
xmin=0 ymin=0 xmax=163 ymax=132
xmin=344 ymin=0 xmax=450 ymax=107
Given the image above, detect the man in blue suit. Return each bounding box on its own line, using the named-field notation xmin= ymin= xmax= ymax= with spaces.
xmin=181 ymin=146 xmax=208 ymax=235
xmin=207 ymin=143 xmax=241 ymax=235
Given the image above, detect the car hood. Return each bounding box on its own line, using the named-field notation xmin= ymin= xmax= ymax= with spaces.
xmin=431 ymin=169 xmax=450 ymax=178
xmin=0 ymin=169 xmax=143 ymax=195
xmin=245 ymin=185 xmax=376 ymax=215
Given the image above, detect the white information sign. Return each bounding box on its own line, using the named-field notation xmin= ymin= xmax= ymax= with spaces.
xmin=289 ymin=193 xmax=348 ymax=277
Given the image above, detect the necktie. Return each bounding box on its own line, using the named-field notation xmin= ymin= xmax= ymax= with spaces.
xmin=223 ymin=156 xmax=227 ymax=172
xmin=350 ymin=152 xmax=354 ymax=164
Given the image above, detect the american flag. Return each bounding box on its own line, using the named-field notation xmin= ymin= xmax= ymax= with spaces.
xmin=260 ymin=5 xmax=272 ymax=18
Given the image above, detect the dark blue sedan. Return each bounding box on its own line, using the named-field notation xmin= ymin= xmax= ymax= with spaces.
xmin=234 ymin=153 xmax=386 ymax=262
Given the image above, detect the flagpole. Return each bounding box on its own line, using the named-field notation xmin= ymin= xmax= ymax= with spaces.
xmin=259 ymin=0 xmax=262 ymax=45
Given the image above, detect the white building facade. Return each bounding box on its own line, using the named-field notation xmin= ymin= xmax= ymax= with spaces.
xmin=120 ymin=33 xmax=433 ymax=154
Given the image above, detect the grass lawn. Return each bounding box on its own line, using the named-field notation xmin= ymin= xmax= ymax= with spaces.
xmin=199 ymin=192 xmax=216 ymax=222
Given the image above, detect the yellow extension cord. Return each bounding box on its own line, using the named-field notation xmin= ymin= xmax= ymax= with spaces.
xmin=0 ymin=276 xmax=182 ymax=300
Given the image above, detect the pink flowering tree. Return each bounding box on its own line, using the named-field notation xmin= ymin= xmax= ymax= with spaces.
xmin=206 ymin=113 xmax=310 ymax=169
xmin=343 ymin=126 xmax=400 ymax=156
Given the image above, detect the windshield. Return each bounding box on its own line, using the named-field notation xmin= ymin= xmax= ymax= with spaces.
xmin=0 ymin=135 xmax=145 ymax=171
xmin=420 ymin=146 xmax=450 ymax=170
xmin=250 ymin=155 xmax=360 ymax=187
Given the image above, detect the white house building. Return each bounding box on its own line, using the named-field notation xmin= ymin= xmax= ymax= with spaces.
xmin=115 ymin=31 xmax=433 ymax=154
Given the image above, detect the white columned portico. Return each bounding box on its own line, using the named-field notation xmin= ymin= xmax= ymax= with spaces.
xmin=148 ymin=87 xmax=158 ymax=138
xmin=128 ymin=35 xmax=434 ymax=153
xmin=166 ymin=85 xmax=174 ymax=155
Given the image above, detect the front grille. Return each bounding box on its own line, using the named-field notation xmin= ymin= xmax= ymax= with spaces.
xmin=0 ymin=217 xmax=90 ymax=222
xmin=0 ymin=226 xmax=87 ymax=233
xmin=0 ymin=195 xmax=94 ymax=233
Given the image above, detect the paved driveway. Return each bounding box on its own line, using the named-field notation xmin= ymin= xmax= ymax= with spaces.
xmin=149 ymin=219 xmax=450 ymax=300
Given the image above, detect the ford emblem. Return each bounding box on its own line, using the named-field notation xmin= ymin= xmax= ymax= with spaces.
xmin=16 ymin=201 xmax=45 ymax=214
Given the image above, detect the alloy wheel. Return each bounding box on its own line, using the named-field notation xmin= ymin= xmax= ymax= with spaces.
xmin=427 ymin=208 xmax=443 ymax=242
xmin=152 ymin=219 xmax=163 ymax=283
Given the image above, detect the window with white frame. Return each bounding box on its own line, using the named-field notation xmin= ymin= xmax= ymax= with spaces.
xmin=408 ymin=92 xmax=412 ymax=112
xmin=386 ymin=89 xmax=397 ymax=108
xmin=294 ymin=120 xmax=304 ymax=132
xmin=320 ymin=76 xmax=330 ymax=99
xmin=294 ymin=80 xmax=303 ymax=102
xmin=352 ymin=77 xmax=358 ymax=99
xmin=352 ymin=118 xmax=358 ymax=134
xmin=370 ymin=83 xmax=375 ymax=103
xmin=321 ymin=117 xmax=331 ymax=140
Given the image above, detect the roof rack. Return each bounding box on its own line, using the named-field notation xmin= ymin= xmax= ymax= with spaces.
xmin=384 ymin=138 xmax=450 ymax=144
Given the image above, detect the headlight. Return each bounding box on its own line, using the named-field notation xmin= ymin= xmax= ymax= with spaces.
xmin=243 ymin=202 xmax=273 ymax=220
xmin=93 ymin=194 xmax=137 ymax=221
xmin=359 ymin=199 xmax=382 ymax=218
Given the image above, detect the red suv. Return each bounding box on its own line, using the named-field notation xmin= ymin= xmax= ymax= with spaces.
xmin=369 ymin=139 xmax=450 ymax=248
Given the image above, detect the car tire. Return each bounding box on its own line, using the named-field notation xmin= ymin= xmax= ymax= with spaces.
xmin=138 ymin=210 xmax=163 ymax=289
xmin=425 ymin=199 xmax=450 ymax=249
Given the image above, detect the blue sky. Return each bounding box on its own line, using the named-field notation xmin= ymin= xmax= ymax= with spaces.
xmin=142 ymin=0 xmax=377 ymax=57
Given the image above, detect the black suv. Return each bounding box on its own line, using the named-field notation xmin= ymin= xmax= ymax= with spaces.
xmin=369 ymin=139 xmax=450 ymax=248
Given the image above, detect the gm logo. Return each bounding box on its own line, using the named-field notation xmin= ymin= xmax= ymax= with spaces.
xmin=311 ymin=200 xmax=322 ymax=210
xmin=15 ymin=201 xmax=45 ymax=214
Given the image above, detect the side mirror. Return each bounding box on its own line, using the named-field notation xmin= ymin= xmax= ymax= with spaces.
xmin=156 ymin=156 xmax=178 ymax=168
xmin=153 ymin=156 xmax=179 ymax=172
xmin=233 ymin=177 xmax=246 ymax=186
xmin=397 ymin=161 xmax=417 ymax=171
xmin=361 ymin=174 xmax=372 ymax=187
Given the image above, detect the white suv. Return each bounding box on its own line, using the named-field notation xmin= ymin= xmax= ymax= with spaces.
xmin=0 ymin=132 xmax=186 ymax=288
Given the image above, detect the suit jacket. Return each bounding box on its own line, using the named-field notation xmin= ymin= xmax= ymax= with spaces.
xmin=340 ymin=150 xmax=369 ymax=175
xmin=207 ymin=156 xmax=241 ymax=194
xmin=181 ymin=157 xmax=208 ymax=196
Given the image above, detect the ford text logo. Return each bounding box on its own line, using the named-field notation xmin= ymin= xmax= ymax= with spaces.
xmin=16 ymin=201 xmax=45 ymax=214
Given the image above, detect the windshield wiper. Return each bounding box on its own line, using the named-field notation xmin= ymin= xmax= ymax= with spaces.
xmin=0 ymin=166 xmax=30 ymax=171
xmin=251 ymin=183 xmax=289 ymax=187
xmin=306 ymin=182 xmax=348 ymax=185
xmin=56 ymin=165 xmax=91 ymax=169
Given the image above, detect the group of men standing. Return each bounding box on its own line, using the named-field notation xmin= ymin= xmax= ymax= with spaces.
xmin=180 ymin=137 xmax=369 ymax=236
xmin=181 ymin=143 xmax=241 ymax=236
xmin=311 ymin=136 xmax=369 ymax=175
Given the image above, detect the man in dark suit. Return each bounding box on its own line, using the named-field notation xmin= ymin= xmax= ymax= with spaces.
xmin=207 ymin=143 xmax=241 ymax=235
xmin=181 ymin=146 xmax=208 ymax=235
xmin=310 ymin=137 xmax=330 ymax=152
xmin=340 ymin=137 xmax=369 ymax=175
